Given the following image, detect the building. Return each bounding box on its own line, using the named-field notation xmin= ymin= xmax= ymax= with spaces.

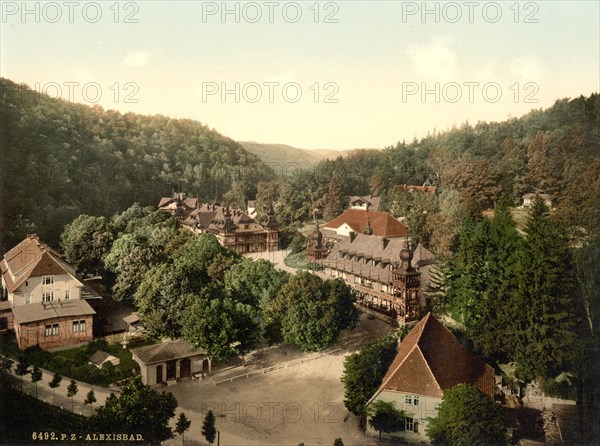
xmin=522 ymin=193 xmax=552 ymax=208
xmin=322 ymin=209 xmax=409 ymax=241
xmin=348 ymin=195 xmax=381 ymax=211
xmin=366 ymin=313 xmax=495 ymax=443
xmin=317 ymin=231 xmax=436 ymax=324
xmin=12 ymin=300 xmax=95 ymax=350
xmin=393 ymin=184 xmax=437 ymax=196
xmin=1 ymin=234 xmax=100 ymax=350
xmin=158 ymin=193 xmax=279 ymax=253
xmin=131 ymin=340 xmax=209 ymax=385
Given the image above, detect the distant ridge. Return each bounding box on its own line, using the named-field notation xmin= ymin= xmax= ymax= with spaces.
xmin=239 ymin=141 xmax=375 ymax=171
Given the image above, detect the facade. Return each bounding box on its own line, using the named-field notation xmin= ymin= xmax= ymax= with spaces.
xmin=366 ymin=313 xmax=495 ymax=443
xmin=131 ymin=340 xmax=208 ymax=385
xmin=158 ymin=193 xmax=279 ymax=254
xmin=316 ymin=231 xmax=436 ymax=323
xmin=322 ymin=209 xmax=409 ymax=241
xmin=1 ymin=234 xmax=99 ymax=350
xmin=12 ymin=300 xmax=95 ymax=350
xmin=307 ymin=221 xmax=329 ymax=262
xmin=522 ymin=193 xmax=552 ymax=208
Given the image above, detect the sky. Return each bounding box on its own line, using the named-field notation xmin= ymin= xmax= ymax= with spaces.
xmin=1 ymin=1 xmax=599 ymax=150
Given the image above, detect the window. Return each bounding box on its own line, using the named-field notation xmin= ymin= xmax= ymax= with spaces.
xmin=405 ymin=417 xmax=418 ymax=433
xmin=42 ymin=291 xmax=54 ymax=302
xmin=413 ymin=396 xmax=419 ymax=406
xmin=64 ymin=290 xmax=71 ymax=299
xmin=42 ymin=276 xmax=54 ymax=285
xmin=25 ymin=280 xmax=29 ymax=287
xmin=25 ymin=293 xmax=31 ymax=304
xmin=405 ymin=395 xmax=412 ymax=405
xmin=73 ymin=320 xmax=86 ymax=332
xmin=45 ymin=324 xmax=59 ymax=336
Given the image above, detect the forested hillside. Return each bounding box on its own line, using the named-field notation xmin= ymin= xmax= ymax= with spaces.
xmin=0 ymin=78 xmax=272 ymax=251
xmin=256 ymin=93 xmax=599 ymax=254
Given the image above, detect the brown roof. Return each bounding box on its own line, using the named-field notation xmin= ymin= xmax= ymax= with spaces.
xmin=1 ymin=235 xmax=80 ymax=293
xmin=187 ymin=203 xmax=268 ymax=234
xmin=393 ymin=184 xmax=437 ymax=196
xmin=324 ymin=210 xmax=408 ymax=238
xmin=373 ymin=313 xmax=494 ymax=400
xmin=12 ymin=300 xmax=96 ymax=325
xmin=131 ymin=340 xmax=205 ymax=365
xmin=319 ymin=234 xmax=435 ymax=285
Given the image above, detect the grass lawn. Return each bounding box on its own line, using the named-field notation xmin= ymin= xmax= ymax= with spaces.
xmin=284 ymin=250 xmax=323 ymax=271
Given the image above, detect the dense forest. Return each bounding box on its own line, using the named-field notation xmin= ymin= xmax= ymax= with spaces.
xmin=0 ymin=78 xmax=273 ymax=252
xmin=1 ymin=76 xmax=598 ymax=255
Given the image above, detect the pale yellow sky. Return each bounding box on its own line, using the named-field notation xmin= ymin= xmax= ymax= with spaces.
xmin=1 ymin=1 xmax=598 ymax=150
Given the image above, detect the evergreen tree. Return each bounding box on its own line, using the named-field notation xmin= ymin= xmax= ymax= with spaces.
xmin=202 ymin=410 xmax=217 ymax=445
xmin=14 ymin=360 xmax=29 ymax=392
xmin=510 ymin=197 xmax=577 ymax=378
xmin=175 ymin=412 xmax=191 ymax=446
xmin=49 ymin=373 xmax=62 ymax=404
xmin=30 ymin=365 xmax=43 ymax=398
xmin=84 ymin=390 xmax=97 ymax=415
xmin=67 ymin=379 xmax=78 ymax=412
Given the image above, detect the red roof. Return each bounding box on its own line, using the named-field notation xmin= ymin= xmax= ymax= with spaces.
xmin=324 ymin=209 xmax=408 ymax=238
xmin=375 ymin=313 xmax=494 ymax=399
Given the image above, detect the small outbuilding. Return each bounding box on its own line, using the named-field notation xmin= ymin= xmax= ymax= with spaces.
xmin=130 ymin=340 xmax=208 ymax=385
xmin=89 ymin=350 xmax=120 ymax=369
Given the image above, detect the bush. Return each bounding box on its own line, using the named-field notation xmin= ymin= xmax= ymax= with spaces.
xmin=540 ymin=377 xmax=573 ymax=399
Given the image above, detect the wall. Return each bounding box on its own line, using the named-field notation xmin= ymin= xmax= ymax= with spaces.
xmin=367 ymin=390 xmax=442 ymax=443
xmin=15 ymin=314 xmax=93 ymax=350
xmin=10 ymin=273 xmax=82 ymax=307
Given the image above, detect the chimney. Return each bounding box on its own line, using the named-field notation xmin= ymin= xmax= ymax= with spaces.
xmin=382 ymin=237 xmax=389 ymax=250
xmin=350 ymin=231 xmax=357 ymax=243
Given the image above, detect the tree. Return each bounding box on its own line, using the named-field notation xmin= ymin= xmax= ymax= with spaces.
xmin=67 ymin=379 xmax=78 ymax=412
xmin=0 ymin=357 xmax=14 ymax=373
xmin=91 ymin=376 xmax=177 ymax=443
xmin=367 ymin=400 xmax=405 ymax=441
xmin=266 ymin=272 xmax=358 ymax=351
xmin=224 ymin=258 xmax=288 ymax=307
xmin=202 ymin=410 xmax=217 ymax=445
xmin=510 ymin=197 xmax=577 ymax=378
xmin=333 ymin=438 xmax=344 ymax=446
xmin=84 ymin=389 xmax=97 ymax=415
xmin=426 ymin=384 xmax=506 ymax=446
xmin=341 ymin=335 xmax=398 ymax=416
xmin=175 ymin=412 xmax=191 ymax=445
xmin=49 ymin=373 xmax=62 ymax=404
xmin=30 ymin=365 xmax=43 ymax=398
xmin=15 ymin=360 xmax=29 ymax=392
xmin=182 ymin=294 xmax=259 ymax=361
xmin=60 ymin=214 xmax=114 ymax=276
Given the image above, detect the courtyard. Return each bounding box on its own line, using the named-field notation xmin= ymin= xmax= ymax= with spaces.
xmin=163 ymin=313 xmax=398 ymax=446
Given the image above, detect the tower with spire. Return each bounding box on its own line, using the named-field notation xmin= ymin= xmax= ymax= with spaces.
xmin=307 ymin=210 xmax=328 ymax=263
xmin=391 ymin=241 xmax=421 ymax=323
xmin=261 ymin=201 xmax=279 ymax=252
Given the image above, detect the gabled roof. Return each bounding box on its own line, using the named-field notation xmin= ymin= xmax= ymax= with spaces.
xmin=1 ymin=235 xmax=80 ymax=293
xmin=372 ymin=313 xmax=494 ymax=400
xmin=12 ymin=300 xmax=96 ymax=325
xmin=348 ymin=195 xmax=381 ymax=210
xmin=131 ymin=340 xmax=205 ymax=365
xmin=324 ymin=209 xmax=408 ymax=238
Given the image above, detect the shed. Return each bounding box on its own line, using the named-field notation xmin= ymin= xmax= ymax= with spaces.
xmin=89 ymin=350 xmax=120 ymax=368
xmin=130 ymin=340 xmax=209 ymax=385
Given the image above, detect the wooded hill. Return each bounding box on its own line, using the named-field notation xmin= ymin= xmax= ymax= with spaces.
xmin=0 ymin=78 xmax=273 ymax=252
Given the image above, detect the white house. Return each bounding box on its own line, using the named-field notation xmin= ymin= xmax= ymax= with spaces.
xmin=522 ymin=193 xmax=552 ymax=208
xmin=366 ymin=313 xmax=495 ymax=443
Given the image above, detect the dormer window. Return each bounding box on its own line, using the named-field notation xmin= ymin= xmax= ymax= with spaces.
xmin=25 ymin=280 xmax=29 ymax=287
xmin=42 ymin=276 xmax=54 ymax=285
